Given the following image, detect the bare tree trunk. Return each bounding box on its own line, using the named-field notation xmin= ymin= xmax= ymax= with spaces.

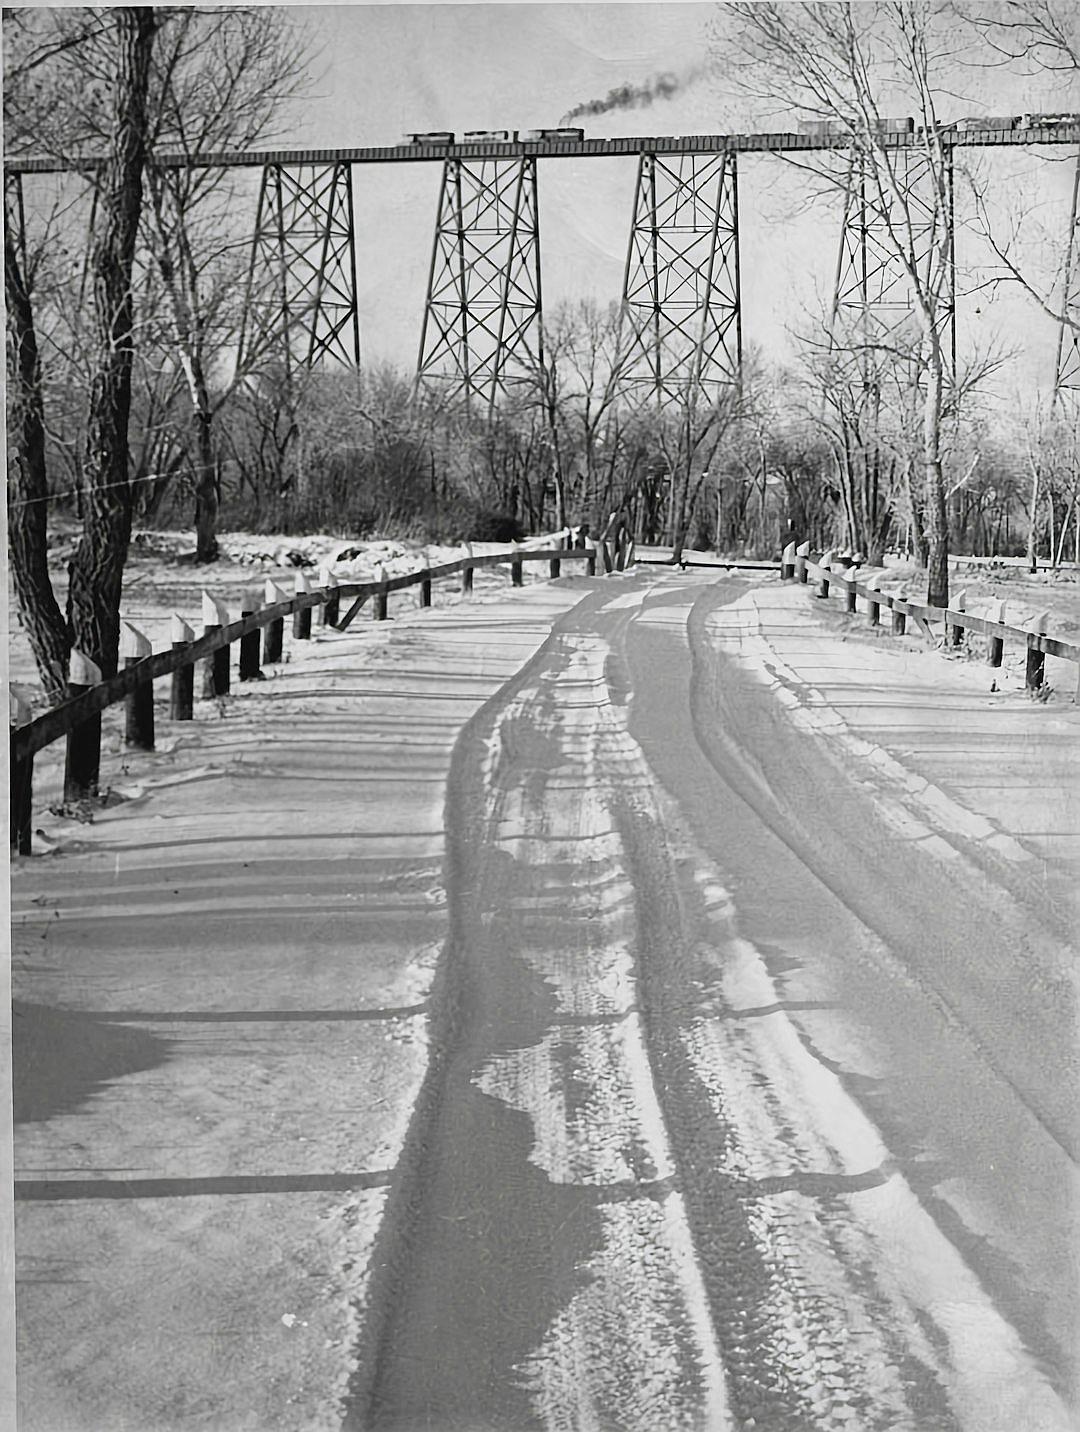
xmin=67 ymin=7 xmax=156 ymax=679
xmin=5 ymin=231 xmax=70 ymax=701
xmin=1026 ymin=454 xmax=1041 ymax=576
xmin=192 ymin=402 xmax=219 ymax=559
xmin=149 ymin=188 xmax=221 ymax=560
xmin=923 ymin=355 xmax=949 ymax=607
xmin=670 ymin=467 xmax=690 ymax=563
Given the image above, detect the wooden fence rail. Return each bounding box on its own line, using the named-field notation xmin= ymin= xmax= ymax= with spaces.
xmin=790 ymin=545 xmax=1080 ymax=702
xmin=9 ymin=543 xmax=599 ymax=854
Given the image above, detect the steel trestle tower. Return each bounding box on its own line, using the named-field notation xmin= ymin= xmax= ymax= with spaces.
xmin=416 ymin=157 xmax=543 ymax=413
xmin=619 ymin=151 xmax=741 ymax=409
xmin=237 ymin=161 xmax=361 ymax=379
xmin=831 ymin=144 xmax=955 ymax=383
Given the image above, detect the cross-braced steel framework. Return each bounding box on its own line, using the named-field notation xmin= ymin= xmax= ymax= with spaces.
xmin=1053 ymin=149 xmax=1080 ymax=402
xmin=416 ymin=157 xmax=543 ymax=413
xmin=236 ymin=162 xmax=360 ymax=379
xmin=4 ymin=170 xmax=25 ymax=268
xmin=831 ymin=145 xmax=955 ymax=381
xmin=618 ymin=152 xmax=741 ymax=410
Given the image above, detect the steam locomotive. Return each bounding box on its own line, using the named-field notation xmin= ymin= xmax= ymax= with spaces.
xmin=405 ymin=128 xmax=586 ymax=145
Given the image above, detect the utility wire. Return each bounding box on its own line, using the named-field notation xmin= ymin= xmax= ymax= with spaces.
xmin=8 ymin=469 xmax=202 ymax=509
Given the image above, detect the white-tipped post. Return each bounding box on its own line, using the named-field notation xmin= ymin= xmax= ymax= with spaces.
xmin=1026 ymin=610 xmax=1050 ymax=690
xmin=9 ymin=684 xmax=32 ymax=728
xmin=988 ymin=597 xmax=1006 ymax=667
xmin=373 ymin=563 xmax=389 ymax=620
xmin=947 ymin=588 xmax=966 ymax=648
xmin=120 ymin=621 xmax=152 ymax=661
xmin=200 ymin=592 xmax=231 ymax=699
xmin=121 ymin=624 xmax=155 ymax=750
xmin=69 ymin=649 xmax=103 ymax=687
xmin=171 ymin=613 xmax=195 ymax=644
xmin=64 ymin=649 xmax=103 ymax=802
xmin=318 ymin=565 xmax=340 ymax=626
xmin=293 ymin=569 xmax=313 ymax=640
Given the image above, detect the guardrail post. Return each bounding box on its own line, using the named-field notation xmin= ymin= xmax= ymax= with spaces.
xmin=866 ymin=574 xmax=882 ymax=626
xmin=584 ymin=539 xmax=597 ymax=577
xmin=795 ymin=541 xmax=810 ymax=584
xmin=9 ymin=686 xmax=33 ymax=856
xmin=420 ymin=571 xmax=432 ymax=608
xmin=239 ymin=591 xmax=263 ymax=681
xmin=63 ymin=649 xmax=103 ymax=804
xmin=816 ymin=550 xmax=833 ymax=599
xmin=891 ymin=590 xmax=907 ymax=636
xmin=947 ymin=589 xmax=966 ymax=648
xmin=781 ymin=541 xmax=796 ymax=581
xmin=549 ymin=553 xmax=561 ymax=579
xmin=988 ymin=599 xmax=1005 ymax=667
xmin=263 ymin=579 xmax=286 ymax=663
xmin=460 ymin=546 xmax=474 ymax=595
xmin=844 ymin=568 xmax=859 ymax=614
xmin=121 ymin=622 xmax=154 ymax=751
xmin=511 ymin=544 xmax=524 ymax=587
xmin=373 ymin=564 xmax=389 ymax=620
xmin=170 ymin=614 xmax=195 ymax=720
xmin=1026 ymin=612 xmax=1049 ymax=691
xmin=319 ymin=566 xmax=339 ymax=627
xmin=292 ymin=570 xmax=312 ymax=639
xmin=200 ymin=592 xmax=231 ymax=698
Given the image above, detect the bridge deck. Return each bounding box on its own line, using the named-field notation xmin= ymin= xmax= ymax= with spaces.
xmin=7 ymin=124 xmax=1080 ymax=174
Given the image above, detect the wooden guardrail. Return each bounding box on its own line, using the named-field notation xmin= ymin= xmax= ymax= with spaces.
xmin=9 ymin=542 xmax=600 ymax=856
xmin=785 ymin=542 xmax=1080 ymax=703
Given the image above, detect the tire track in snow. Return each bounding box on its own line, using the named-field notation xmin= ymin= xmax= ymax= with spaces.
xmin=348 ymin=586 xmax=728 ymax=1431
xmin=618 ymin=573 xmax=1075 ymax=1429
xmin=349 ymin=571 xmax=1075 ymax=1431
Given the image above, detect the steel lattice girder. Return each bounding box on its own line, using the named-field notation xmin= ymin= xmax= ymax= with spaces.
xmin=618 ymin=151 xmax=741 ymax=409
xmin=831 ymin=145 xmax=955 ymax=378
xmin=236 ymin=161 xmax=360 ymax=378
xmin=1053 ymin=150 xmax=1080 ymax=400
xmin=416 ymin=157 xmax=543 ymax=412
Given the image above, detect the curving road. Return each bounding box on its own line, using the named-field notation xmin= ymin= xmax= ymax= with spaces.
xmin=348 ymin=572 xmax=1078 ymax=1432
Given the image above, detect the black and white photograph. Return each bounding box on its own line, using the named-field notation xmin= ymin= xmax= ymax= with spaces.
xmin=4 ymin=2 xmax=1080 ymax=1428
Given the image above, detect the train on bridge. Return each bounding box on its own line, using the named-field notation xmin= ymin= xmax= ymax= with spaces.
xmin=407 ymin=113 xmax=1080 ymax=149
xmin=798 ymin=111 xmax=1080 ymax=136
xmin=407 ymin=128 xmax=587 ymax=145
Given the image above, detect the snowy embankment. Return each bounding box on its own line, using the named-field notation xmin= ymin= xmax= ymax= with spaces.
xmin=10 ymin=562 xmax=1078 ymax=1431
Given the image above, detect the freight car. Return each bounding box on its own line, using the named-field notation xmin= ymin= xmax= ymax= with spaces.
xmin=797 ymin=116 xmax=915 ymax=137
xmin=945 ymin=112 xmax=1080 ymax=131
xmin=406 ymin=127 xmax=588 ymax=146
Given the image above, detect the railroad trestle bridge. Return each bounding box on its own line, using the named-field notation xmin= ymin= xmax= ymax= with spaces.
xmin=6 ymin=124 xmax=1080 ymax=411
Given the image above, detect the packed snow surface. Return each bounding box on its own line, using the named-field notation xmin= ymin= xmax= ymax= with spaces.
xmin=10 ymin=563 xmax=1078 ymax=1431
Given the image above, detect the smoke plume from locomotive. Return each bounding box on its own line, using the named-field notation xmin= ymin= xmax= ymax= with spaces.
xmin=559 ymin=68 xmax=703 ymax=127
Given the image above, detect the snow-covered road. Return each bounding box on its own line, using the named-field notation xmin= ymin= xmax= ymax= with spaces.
xmin=11 ymin=567 xmax=1079 ymax=1431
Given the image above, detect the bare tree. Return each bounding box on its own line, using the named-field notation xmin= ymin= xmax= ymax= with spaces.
xmin=724 ymin=1 xmax=958 ymax=604
xmin=6 ymin=225 xmax=70 ymax=700
xmin=65 ymin=8 xmax=157 ymax=681
xmin=654 ymin=365 xmax=758 ymax=563
xmin=138 ymin=8 xmax=311 ymax=559
xmin=6 ymin=7 xmax=312 ymax=562
xmin=953 ymin=2 xmax=1080 ymax=336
